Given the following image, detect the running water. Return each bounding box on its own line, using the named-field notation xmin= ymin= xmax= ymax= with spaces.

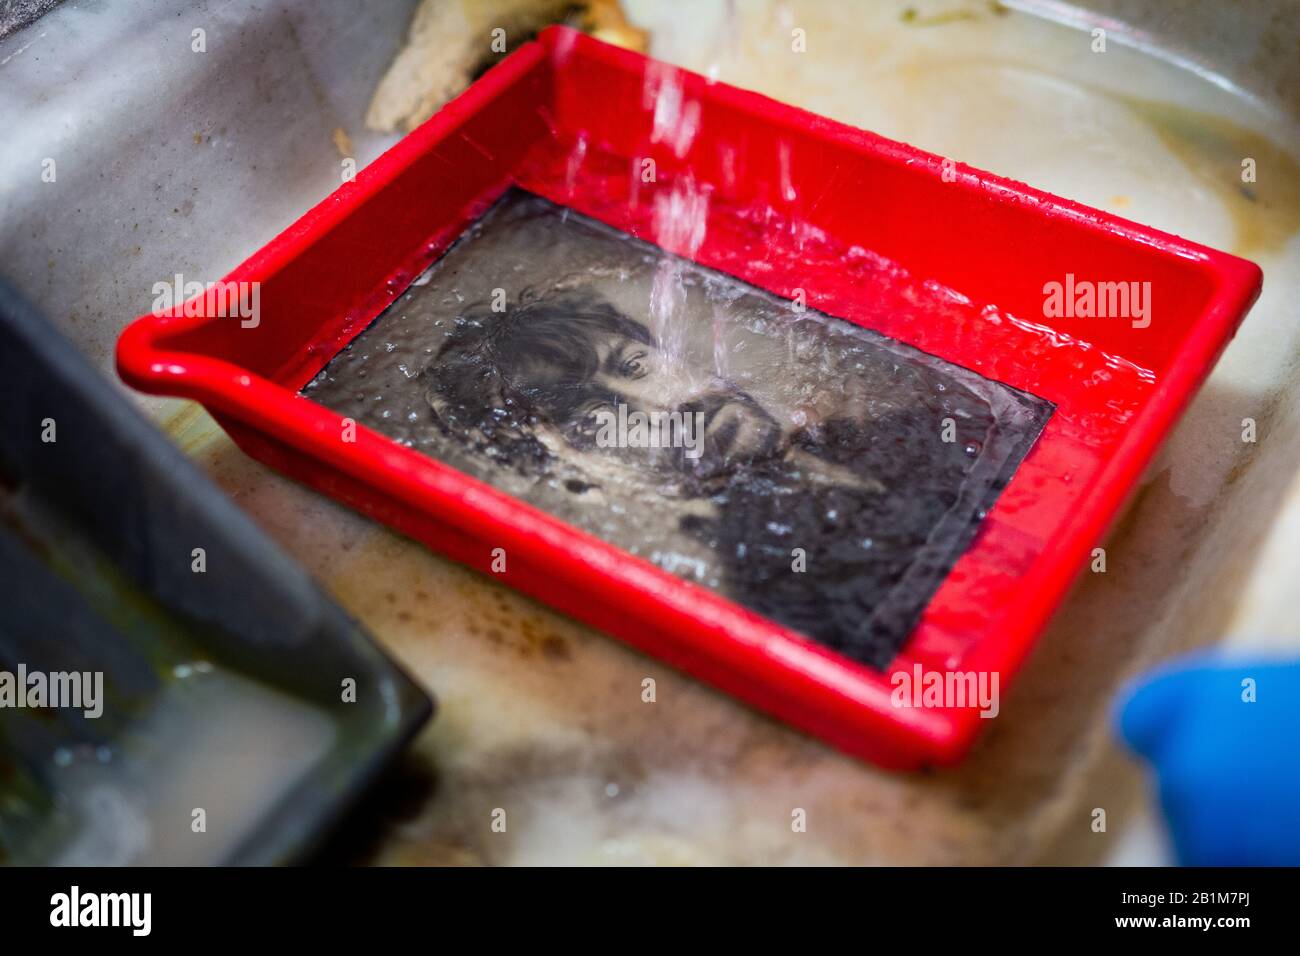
xmin=563 ymin=7 xmax=741 ymax=387
xmin=649 ymin=173 xmax=709 ymax=380
xmin=303 ymin=191 xmax=1065 ymax=666
xmin=644 ymin=61 xmax=710 ymax=382
xmin=296 ymin=2 xmax=1233 ymax=667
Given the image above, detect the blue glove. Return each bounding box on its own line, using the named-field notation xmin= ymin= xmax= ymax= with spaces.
xmin=1116 ymin=655 xmax=1300 ymax=866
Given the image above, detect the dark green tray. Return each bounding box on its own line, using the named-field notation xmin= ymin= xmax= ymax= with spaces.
xmin=0 ymin=280 xmax=432 ymax=865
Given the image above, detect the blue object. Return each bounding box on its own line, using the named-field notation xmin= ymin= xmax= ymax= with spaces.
xmin=1117 ymin=655 xmax=1300 ymax=866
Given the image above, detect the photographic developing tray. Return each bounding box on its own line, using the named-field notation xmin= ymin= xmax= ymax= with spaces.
xmin=117 ymin=27 xmax=1261 ymax=768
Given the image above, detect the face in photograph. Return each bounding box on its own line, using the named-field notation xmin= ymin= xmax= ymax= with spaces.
xmin=305 ymin=191 xmax=1051 ymax=666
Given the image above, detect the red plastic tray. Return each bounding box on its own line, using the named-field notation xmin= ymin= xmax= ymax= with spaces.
xmin=118 ymin=27 xmax=1261 ymax=768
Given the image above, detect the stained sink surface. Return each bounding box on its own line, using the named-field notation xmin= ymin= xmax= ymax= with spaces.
xmin=3 ymin=0 xmax=1298 ymax=864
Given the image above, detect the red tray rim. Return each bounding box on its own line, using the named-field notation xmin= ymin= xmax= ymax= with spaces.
xmin=116 ymin=27 xmax=1262 ymax=768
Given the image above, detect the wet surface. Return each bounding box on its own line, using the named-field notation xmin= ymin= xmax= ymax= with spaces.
xmin=304 ymin=190 xmax=1052 ymax=667
xmin=8 ymin=0 xmax=1300 ymax=865
xmin=0 ymin=482 xmax=334 ymax=865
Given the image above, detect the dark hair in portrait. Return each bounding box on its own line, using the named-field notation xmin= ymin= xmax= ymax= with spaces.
xmin=424 ymin=288 xmax=656 ymax=476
